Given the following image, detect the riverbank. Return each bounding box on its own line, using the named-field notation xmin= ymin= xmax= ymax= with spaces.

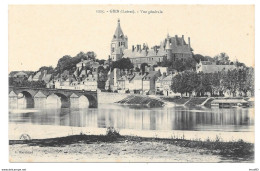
xmin=9 ymin=123 xmax=254 ymax=143
xmin=9 ymin=134 xmax=254 ymax=162
xmin=116 ymin=95 xmax=164 ymax=108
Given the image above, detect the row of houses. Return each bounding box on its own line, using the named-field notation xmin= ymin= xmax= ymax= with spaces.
xmin=105 ymin=66 xmax=180 ymax=96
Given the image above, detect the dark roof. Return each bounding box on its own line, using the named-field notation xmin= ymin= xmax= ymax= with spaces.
xmin=112 ymin=19 xmax=126 ymax=41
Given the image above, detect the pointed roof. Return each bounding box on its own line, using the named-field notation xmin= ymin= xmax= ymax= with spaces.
xmin=9 ymin=91 xmax=17 ymax=97
xmin=34 ymin=91 xmax=47 ymax=98
xmin=70 ymin=93 xmax=79 ymax=98
xmin=112 ymin=19 xmax=125 ymax=41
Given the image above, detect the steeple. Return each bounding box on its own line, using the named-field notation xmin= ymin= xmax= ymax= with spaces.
xmin=112 ymin=19 xmax=124 ymax=41
xmin=111 ymin=19 xmax=128 ymax=61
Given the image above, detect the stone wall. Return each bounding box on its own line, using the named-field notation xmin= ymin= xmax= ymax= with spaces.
xmin=98 ymin=92 xmax=130 ymax=104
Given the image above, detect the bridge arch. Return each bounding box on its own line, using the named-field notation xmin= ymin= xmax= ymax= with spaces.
xmin=47 ymin=93 xmax=70 ymax=108
xmin=78 ymin=95 xmax=90 ymax=108
xmin=17 ymin=91 xmax=34 ymax=108
xmin=81 ymin=94 xmax=98 ymax=108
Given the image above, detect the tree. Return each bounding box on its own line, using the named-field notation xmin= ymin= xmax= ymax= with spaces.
xmin=111 ymin=58 xmax=134 ymax=70
xmin=97 ymin=66 xmax=105 ymax=73
xmin=38 ymin=66 xmax=54 ymax=74
xmin=135 ymin=67 xmax=140 ymax=72
xmin=214 ymin=52 xmax=230 ymax=64
xmin=172 ymin=74 xmax=186 ymax=96
xmin=55 ymin=51 xmax=98 ymax=75
xmin=193 ymin=54 xmax=205 ymax=63
xmin=86 ymin=51 xmax=96 ymax=60
xmin=96 ymin=59 xmax=106 ymax=65
xmin=56 ymin=55 xmax=73 ymax=74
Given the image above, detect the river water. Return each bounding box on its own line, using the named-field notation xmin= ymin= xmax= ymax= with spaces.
xmin=9 ymin=103 xmax=254 ymax=132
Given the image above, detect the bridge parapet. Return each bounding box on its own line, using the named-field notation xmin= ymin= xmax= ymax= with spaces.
xmin=9 ymin=86 xmax=98 ymax=108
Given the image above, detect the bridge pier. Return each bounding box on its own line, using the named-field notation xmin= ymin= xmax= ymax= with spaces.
xmin=34 ymin=91 xmax=47 ymax=108
xmin=9 ymin=87 xmax=98 ymax=109
xmin=70 ymin=93 xmax=79 ymax=108
xmin=9 ymin=91 xmax=18 ymax=109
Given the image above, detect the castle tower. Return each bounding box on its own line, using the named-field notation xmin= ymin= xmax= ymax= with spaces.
xmin=165 ymin=36 xmax=173 ymax=61
xmin=111 ymin=19 xmax=128 ymax=61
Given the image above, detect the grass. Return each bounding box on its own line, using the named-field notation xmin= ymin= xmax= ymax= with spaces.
xmin=9 ymin=130 xmax=254 ymax=161
xmin=117 ymin=95 xmax=164 ymax=108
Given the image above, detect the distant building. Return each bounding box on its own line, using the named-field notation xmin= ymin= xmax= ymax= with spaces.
xmin=32 ymin=71 xmax=44 ymax=81
xmin=196 ymin=61 xmax=236 ymax=73
xmin=110 ymin=19 xmax=193 ymax=68
xmin=110 ymin=19 xmax=128 ymax=61
xmin=143 ymin=71 xmax=161 ymax=95
xmin=105 ymin=68 xmax=121 ymax=91
xmin=41 ymin=70 xmax=52 ymax=84
xmin=129 ymin=73 xmax=145 ymax=93
xmin=123 ymin=34 xmax=193 ymax=67
xmin=81 ymin=74 xmax=98 ymax=91
xmin=13 ymin=71 xmax=28 ymax=78
xmin=154 ymin=67 xmax=169 ymax=75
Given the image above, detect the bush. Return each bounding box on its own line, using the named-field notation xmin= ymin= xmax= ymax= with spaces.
xmin=106 ymin=127 xmax=120 ymax=141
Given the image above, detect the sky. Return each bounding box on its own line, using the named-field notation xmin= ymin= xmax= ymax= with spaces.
xmin=8 ymin=5 xmax=254 ymax=72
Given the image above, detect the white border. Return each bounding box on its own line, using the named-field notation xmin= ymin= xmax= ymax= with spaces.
xmin=1 ymin=0 xmax=259 ymax=171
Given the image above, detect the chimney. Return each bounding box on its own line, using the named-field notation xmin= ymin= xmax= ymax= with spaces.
xmin=132 ymin=45 xmax=135 ymax=52
xmin=182 ymin=35 xmax=184 ymax=45
xmin=188 ymin=37 xmax=191 ymax=48
xmin=175 ymin=35 xmax=178 ymax=46
xmin=136 ymin=44 xmax=139 ymax=51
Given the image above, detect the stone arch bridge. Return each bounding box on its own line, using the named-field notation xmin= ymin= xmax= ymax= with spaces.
xmin=9 ymin=86 xmax=98 ymax=108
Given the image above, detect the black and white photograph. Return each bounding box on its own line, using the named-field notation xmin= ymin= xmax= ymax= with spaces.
xmin=4 ymin=3 xmax=257 ymax=166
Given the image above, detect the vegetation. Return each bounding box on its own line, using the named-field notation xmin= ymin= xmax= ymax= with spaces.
xmin=171 ymin=67 xmax=254 ymax=97
xmin=56 ymin=51 xmax=96 ymax=74
xmin=9 ymin=134 xmax=254 ymax=161
xmin=9 ymin=77 xmax=46 ymax=88
xmin=158 ymin=57 xmax=197 ymax=72
xmin=111 ymin=58 xmax=134 ymax=70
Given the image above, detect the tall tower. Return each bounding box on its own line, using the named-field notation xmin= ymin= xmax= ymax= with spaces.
xmin=111 ymin=19 xmax=128 ymax=61
xmin=165 ymin=34 xmax=173 ymax=61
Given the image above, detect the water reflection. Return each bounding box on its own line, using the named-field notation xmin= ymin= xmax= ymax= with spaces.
xmin=9 ymin=104 xmax=254 ymax=132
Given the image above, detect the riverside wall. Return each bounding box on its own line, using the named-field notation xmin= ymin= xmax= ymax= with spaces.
xmin=98 ymin=92 xmax=130 ymax=104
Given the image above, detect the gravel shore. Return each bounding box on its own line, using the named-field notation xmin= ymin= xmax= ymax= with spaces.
xmin=9 ymin=135 xmax=254 ymax=162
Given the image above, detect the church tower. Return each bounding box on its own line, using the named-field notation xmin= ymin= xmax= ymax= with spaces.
xmin=111 ymin=19 xmax=128 ymax=61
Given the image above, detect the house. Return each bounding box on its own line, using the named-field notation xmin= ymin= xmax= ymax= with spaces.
xmin=154 ymin=67 xmax=169 ymax=75
xmin=160 ymin=74 xmax=177 ymax=96
xmin=13 ymin=71 xmax=28 ymax=78
xmin=41 ymin=70 xmax=53 ymax=84
xmin=142 ymin=71 xmax=161 ymax=95
xmin=155 ymin=74 xmax=167 ymax=93
xmin=196 ymin=61 xmax=236 ymax=73
xmin=129 ymin=72 xmax=145 ymax=93
xmin=81 ymin=74 xmax=98 ymax=91
xmin=32 ymin=71 xmax=44 ymax=81
xmin=117 ymin=75 xmax=129 ymax=90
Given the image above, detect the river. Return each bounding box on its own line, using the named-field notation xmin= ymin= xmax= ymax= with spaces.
xmin=9 ymin=103 xmax=254 ymax=132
